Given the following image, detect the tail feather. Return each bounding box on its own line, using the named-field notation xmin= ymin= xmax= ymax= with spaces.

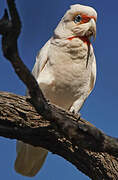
xmin=14 ymin=141 xmax=48 ymax=177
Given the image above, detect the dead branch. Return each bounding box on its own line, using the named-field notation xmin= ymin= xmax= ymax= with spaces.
xmin=0 ymin=0 xmax=118 ymax=180
xmin=0 ymin=91 xmax=118 ymax=180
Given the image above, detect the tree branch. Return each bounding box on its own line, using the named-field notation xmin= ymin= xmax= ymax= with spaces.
xmin=1 ymin=0 xmax=49 ymax=116
xmin=0 ymin=91 xmax=118 ymax=180
xmin=0 ymin=0 xmax=118 ymax=180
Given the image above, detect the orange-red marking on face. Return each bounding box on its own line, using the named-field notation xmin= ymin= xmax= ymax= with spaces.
xmin=81 ymin=14 xmax=96 ymax=24
xmin=67 ymin=14 xmax=96 ymax=44
xmin=73 ymin=12 xmax=96 ymax=24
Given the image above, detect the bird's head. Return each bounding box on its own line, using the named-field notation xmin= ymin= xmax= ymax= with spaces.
xmin=54 ymin=4 xmax=97 ymax=41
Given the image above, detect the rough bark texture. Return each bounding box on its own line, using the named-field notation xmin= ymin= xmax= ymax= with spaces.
xmin=0 ymin=0 xmax=118 ymax=180
xmin=0 ymin=91 xmax=118 ymax=180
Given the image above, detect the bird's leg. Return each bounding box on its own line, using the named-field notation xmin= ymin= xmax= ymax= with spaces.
xmin=69 ymin=94 xmax=88 ymax=119
xmin=69 ymin=101 xmax=82 ymax=120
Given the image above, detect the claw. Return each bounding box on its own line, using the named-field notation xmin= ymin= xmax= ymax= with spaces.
xmin=69 ymin=108 xmax=81 ymax=120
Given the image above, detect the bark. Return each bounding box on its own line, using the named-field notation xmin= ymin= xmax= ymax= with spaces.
xmin=0 ymin=0 xmax=118 ymax=180
xmin=0 ymin=91 xmax=118 ymax=180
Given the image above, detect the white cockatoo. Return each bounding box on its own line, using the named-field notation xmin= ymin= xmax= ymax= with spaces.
xmin=15 ymin=4 xmax=97 ymax=177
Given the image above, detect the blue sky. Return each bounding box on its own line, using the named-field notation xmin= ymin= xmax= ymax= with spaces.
xmin=0 ymin=0 xmax=118 ymax=179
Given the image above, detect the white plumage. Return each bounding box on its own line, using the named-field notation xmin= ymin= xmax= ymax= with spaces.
xmin=15 ymin=4 xmax=97 ymax=177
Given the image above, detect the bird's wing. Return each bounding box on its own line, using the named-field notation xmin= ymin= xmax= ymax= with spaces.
xmin=32 ymin=39 xmax=51 ymax=79
xmin=88 ymin=55 xmax=96 ymax=95
xmin=25 ymin=39 xmax=51 ymax=95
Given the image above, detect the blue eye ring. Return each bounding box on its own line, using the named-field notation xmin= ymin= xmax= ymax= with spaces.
xmin=74 ymin=15 xmax=82 ymax=23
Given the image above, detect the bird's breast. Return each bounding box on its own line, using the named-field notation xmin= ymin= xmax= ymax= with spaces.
xmin=38 ymin=38 xmax=94 ymax=110
xmin=38 ymin=61 xmax=91 ymax=110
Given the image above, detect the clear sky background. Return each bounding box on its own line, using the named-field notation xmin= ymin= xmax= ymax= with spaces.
xmin=0 ymin=0 xmax=118 ymax=179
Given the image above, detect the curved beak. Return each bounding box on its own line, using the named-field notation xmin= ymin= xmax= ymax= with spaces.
xmin=89 ymin=18 xmax=96 ymax=41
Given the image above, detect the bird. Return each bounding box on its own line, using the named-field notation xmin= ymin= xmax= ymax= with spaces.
xmin=14 ymin=4 xmax=97 ymax=177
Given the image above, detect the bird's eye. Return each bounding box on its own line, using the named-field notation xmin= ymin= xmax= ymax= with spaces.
xmin=74 ymin=15 xmax=82 ymax=23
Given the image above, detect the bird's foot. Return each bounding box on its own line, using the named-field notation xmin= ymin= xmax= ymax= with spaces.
xmin=69 ymin=108 xmax=81 ymax=120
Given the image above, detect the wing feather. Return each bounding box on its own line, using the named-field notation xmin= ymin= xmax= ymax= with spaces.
xmin=32 ymin=39 xmax=51 ymax=79
xmin=88 ymin=55 xmax=96 ymax=95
